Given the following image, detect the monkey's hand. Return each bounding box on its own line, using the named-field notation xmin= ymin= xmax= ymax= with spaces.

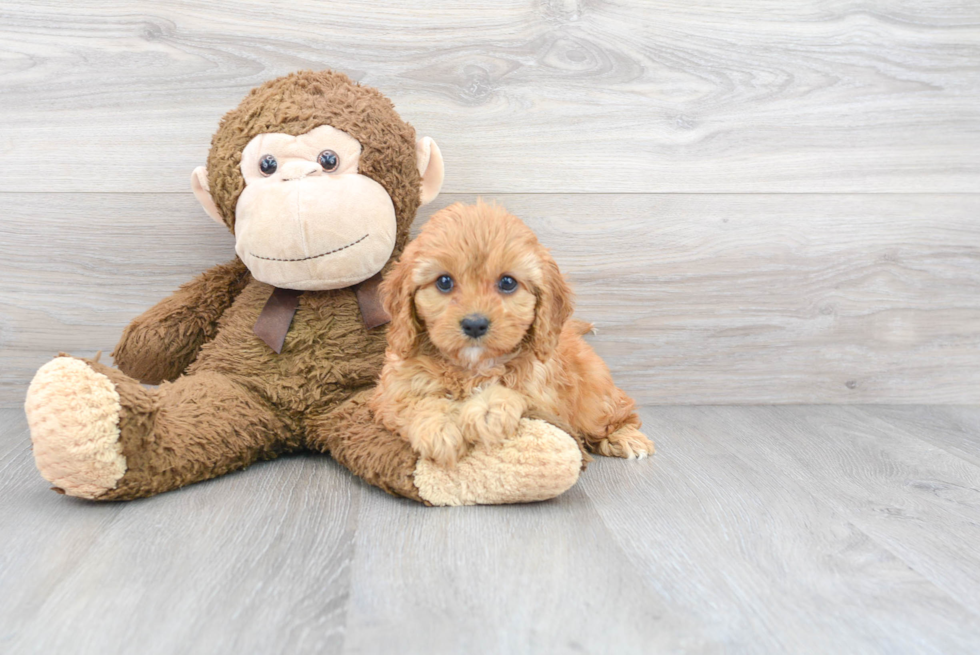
xmin=457 ymin=385 xmax=525 ymax=449
xmin=112 ymin=258 xmax=250 ymax=384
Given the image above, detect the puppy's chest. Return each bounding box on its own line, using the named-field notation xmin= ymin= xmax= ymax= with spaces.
xmin=442 ymin=373 xmax=502 ymax=401
xmin=437 ymin=361 xmax=550 ymax=406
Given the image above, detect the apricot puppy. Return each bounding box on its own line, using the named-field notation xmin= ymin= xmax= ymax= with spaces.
xmin=371 ymin=201 xmax=654 ymax=466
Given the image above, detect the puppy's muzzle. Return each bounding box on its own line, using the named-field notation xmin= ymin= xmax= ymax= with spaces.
xmin=460 ymin=314 xmax=490 ymax=339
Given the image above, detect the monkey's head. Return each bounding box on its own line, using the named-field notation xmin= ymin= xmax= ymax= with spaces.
xmin=191 ymin=70 xmax=444 ymax=291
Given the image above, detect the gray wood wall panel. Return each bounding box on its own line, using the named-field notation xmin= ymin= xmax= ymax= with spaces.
xmin=1 ymin=0 xmax=978 ymax=404
xmin=0 ymin=0 xmax=977 ymax=193
xmin=2 ymin=192 xmax=978 ymax=406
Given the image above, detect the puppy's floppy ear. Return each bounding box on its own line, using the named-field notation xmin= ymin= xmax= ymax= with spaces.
xmin=380 ymin=242 xmax=424 ymax=358
xmin=530 ymin=247 xmax=574 ymax=361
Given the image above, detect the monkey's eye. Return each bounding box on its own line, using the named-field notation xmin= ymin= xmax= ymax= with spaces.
xmin=259 ymin=155 xmax=278 ymax=176
xmin=498 ymin=275 xmax=518 ymax=293
xmin=318 ymin=150 xmax=340 ymax=172
xmin=435 ymin=275 xmax=454 ymax=293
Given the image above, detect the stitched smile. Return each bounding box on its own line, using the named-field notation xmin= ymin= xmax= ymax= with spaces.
xmin=249 ymin=234 xmax=369 ymax=262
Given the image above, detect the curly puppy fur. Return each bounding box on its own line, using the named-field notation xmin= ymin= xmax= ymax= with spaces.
xmin=370 ymin=200 xmax=655 ymax=467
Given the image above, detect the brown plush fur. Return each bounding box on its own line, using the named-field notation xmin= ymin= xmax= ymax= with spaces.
xmin=371 ymin=201 xmax=655 ymax=467
xmin=307 ymin=389 xmax=424 ymax=503
xmin=89 ymin=70 xmax=424 ymax=499
xmin=206 ymin=70 xmax=421 ymax=256
xmin=112 ymin=258 xmax=251 ymax=385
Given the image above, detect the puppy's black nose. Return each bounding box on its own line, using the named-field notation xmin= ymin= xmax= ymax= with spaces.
xmin=460 ymin=314 xmax=490 ymax=339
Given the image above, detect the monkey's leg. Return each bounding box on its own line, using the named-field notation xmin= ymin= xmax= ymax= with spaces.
xmin=307 ymin=390 xmax=584 ymax=506
xmin=25 ymin=356 xmax=296 ymax=500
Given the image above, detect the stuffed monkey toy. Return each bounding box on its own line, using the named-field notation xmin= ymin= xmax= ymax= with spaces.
xmin=24 ymin=70 xmax=583 ymax=506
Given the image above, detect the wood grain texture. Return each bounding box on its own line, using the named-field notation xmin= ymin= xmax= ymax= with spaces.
xmin=671 ymin=405 xmax=980 ymax=618
xmin=0 ymin=0 xmax=978 ymax=193
xmin=859 ymin=405 xmax=980 ymax=469
xmin=584 ymin=406 xmax=980 ymax=654
xmin=2 ymin=192 xmax=978 ymax=406
xmin=344 ymin=486 xmax=706 ymax=654
xmin=0 ymin=413 xmax=357 ymax=655
xmin=3 ymin=405 xmax=980 ymax=654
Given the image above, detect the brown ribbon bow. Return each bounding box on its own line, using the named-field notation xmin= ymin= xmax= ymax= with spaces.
xmin=253 ymin=272 xmax=390 ymax=354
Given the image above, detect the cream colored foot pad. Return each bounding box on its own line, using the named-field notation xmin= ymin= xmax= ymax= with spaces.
xmin=25 ymin=358 xmax=126 ymax=499
xmin=414 ymin=418 xmax=582 ymax=506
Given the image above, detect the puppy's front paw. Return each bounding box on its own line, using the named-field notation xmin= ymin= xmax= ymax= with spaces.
xmin=407 ymin=412 xmax=468 ymax=467
xmin=458 ymin=386 xmax=524 ymax=447
xmin=592 ymin=426 xmax=655 ymax=460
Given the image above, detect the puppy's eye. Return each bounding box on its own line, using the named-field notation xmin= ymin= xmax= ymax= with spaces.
xmin=259 ymin=154 xmax=278 ymax=176
xmin=497 ymin=275 xmax=518 ymax=293
xmin=318 ymin=150 xmax=339 ymax=172
xmin=435 ymin=275 xmax=454 ymax=293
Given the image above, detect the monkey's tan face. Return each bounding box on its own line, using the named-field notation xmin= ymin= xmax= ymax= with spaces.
xmin=234 ymin=125 xmax=397 ymax=290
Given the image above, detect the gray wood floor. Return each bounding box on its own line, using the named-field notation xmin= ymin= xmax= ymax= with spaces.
xmin=2 ymin=405 xmax=980 ymax=654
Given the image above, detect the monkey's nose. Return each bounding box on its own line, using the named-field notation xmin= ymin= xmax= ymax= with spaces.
xmin=460 ymin=314 xmax=490 ymax=339
xmin=279 ymin=161 xmax=320 ymax=181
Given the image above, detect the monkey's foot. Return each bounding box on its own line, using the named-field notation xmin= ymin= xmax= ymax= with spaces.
xmin=413 ymin=418 xmax=582 ymax=506
xmin=25 ymin=357 xmax=127 ymax=499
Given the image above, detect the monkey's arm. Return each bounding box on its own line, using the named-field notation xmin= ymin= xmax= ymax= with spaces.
xmin=112 ymin=258 xmax=251 ymax=384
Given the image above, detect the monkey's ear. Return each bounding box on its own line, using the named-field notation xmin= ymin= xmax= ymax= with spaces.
xmin=416 ymin=137 xmax=444 ymax=206
xmin=191 ymin=166 xmax=225 ymax=227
